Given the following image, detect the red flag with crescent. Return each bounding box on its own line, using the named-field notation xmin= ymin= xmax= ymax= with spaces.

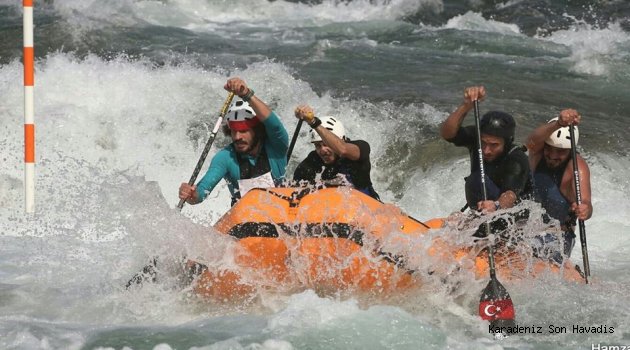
xmin=479 ymin=299 xmax=515 ymax=321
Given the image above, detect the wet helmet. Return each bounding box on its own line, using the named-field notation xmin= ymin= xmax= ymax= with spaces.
xmin=545 ymin=117 xmax=578 ymax=149
xmin=310 ymin=116 xmax=346 ymax=142
xmin=225 ymin=100 xmax=259 ymax=131
xmin=480 ymin=111 xmax=516 ymax=142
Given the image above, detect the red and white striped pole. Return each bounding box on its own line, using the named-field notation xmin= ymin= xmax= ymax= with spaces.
xmin=24 ymin=0 xmax=35 ymax=213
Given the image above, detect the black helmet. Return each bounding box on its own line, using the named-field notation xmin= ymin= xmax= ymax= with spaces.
xmin=480 ymin=111 xmax=515 ymax=142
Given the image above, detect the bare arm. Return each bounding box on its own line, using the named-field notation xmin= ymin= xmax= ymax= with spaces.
xmin=527 ymin=108 xmax=581 ymax=168
xmin=315 ymin=124 xmax=361 ymax=160
xmin=440 ymin=86 xmax=485 ymax=140
xmin=498 ymin=190 xmax=518 ymax=209
xmin=568 ymin=155 xmax=593 ymax=220
xmin=224 ymin=77 xmax=272 ymax=120
xmin=477 ymin=190 xmax=518 ymax=213
xmin=294 ymin=104 xmax=361 ymax=160
xmin=179 ymin=183 xmax=201 ymax=204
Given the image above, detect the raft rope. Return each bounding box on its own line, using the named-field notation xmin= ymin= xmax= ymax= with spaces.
xmin=261 ymin=187 xmax=313 ymax=207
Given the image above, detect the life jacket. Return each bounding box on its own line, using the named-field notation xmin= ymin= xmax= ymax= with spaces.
xmin=231 ymin=147 xmax=271 ymax=206
xmin=533 ymin=156 xmax=576 ymax=227
xmin=465 ymin=144 xmax=533 ymax=205
xmin=313 ymin=160 xmax=380 ymax=201
xmin=335 ymin=163 xmax=380 ymax=200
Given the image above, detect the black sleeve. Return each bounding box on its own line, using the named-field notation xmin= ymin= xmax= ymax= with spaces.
xmin=500 ymin=152 xmax=531 ymax=195
xmin=350 ymin=140 xmax=370 ymax=162
xmin=292 ymin=151 xmax=321 ymax=182
xmin=445 ymin=126 xmax=476 ymax=148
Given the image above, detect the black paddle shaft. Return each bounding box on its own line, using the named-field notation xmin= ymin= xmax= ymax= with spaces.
xmin=569 ymin=125 xmax=591 ymax=282
xmin=177 ymin=92 xmax=235 ymax=211
xmin=286 ymin=119 xmax=304 ymax=161
xmin=472 ymin=100 xmax=498 ymax=279
xmin=473 ymin=100 xmax=516 ymax=332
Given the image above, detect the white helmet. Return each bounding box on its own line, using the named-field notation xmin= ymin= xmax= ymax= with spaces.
xmin=225 ymin=100 xmax=258 ymax=131
xmin=310 ymin=116 xmax=346 ymax=142
xmin=545 ymin=117 xmax=579 ymax=149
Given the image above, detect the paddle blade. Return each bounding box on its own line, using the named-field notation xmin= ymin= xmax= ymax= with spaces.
xmin=479 ymin=279 xmax=515 ymax=321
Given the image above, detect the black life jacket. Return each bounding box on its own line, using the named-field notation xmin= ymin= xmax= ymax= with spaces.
xmin=533 ymin=156 xmax=575 ymax=227
xmin=470 ymin=144 xmax=533 ymax=197
xmin=230 ymin=146 xmax=271 ymax=206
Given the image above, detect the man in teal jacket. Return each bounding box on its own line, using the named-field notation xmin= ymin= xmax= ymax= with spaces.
xmin=178 ymin=77 xmax=289 ymax=206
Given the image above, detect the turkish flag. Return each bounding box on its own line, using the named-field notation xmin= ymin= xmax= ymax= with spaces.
xmin=479 ymin=299 xmax=515 ymax=320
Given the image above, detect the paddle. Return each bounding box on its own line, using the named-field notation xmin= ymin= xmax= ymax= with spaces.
xmin=472 ymin=100 xmax=516 ymax=334
xmin=177 ymin=92 xmax=235 ymax=210
xmin=126 ymin=92 xmax=235 ymax=289
xmin=569 ymin=124 xmax=591 ymax=283
xmin=286 ymin=119 xmax=303 ymax=161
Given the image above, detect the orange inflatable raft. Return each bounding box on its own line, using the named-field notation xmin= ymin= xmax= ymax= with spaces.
xmin=187 ymin=186 xmax=583 ymax=301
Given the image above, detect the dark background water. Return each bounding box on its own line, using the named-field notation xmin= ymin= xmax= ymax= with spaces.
xmin=2 ymin=0 xmax=630 ymax=197
xmin=2 ymin=0 xmax=630 ymax=194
